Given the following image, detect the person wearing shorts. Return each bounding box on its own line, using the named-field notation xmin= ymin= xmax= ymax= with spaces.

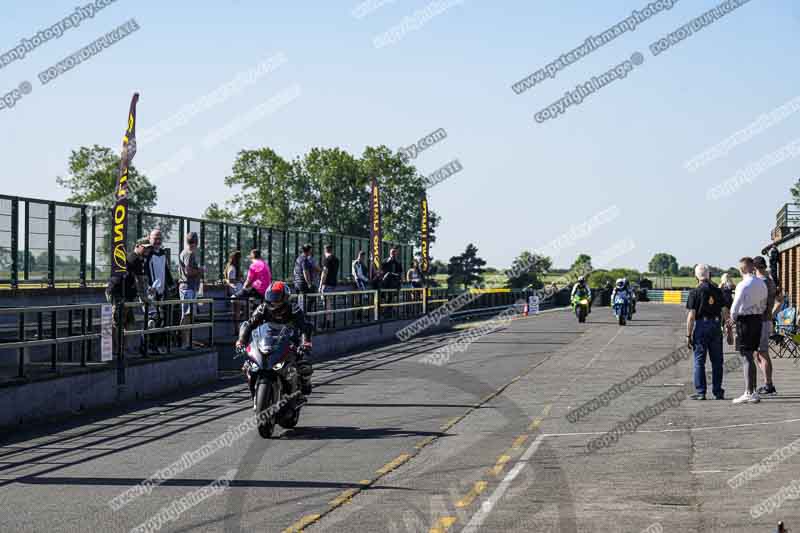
xmin=178 ymin=232 xmax=205 ymax=348
xmin=754 ymin=255 xmax=780 ymax=395
xmin=728 ymin=257 xmax=767 ymax=404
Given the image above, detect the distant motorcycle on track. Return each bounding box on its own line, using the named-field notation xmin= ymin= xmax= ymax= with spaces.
xmin=571 ymin=293 xmax=590 ymax=323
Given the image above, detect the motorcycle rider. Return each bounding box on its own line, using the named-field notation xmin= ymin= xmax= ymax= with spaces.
xmin=235 ymin=281 xmax=314 ymax=401
xmin=571 ymin=276 xmax=592 ymax=314
xmin=611 ymin=278 xmax=635 ymax=317
xmin=623 ymin=277 xmax=637 ymax=315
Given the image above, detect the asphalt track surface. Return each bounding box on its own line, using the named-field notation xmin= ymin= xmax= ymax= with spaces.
xmin=2 ymin=303 xmax=799 ymax=532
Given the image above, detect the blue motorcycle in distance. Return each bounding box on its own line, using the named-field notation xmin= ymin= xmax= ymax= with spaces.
xmin=613 ymin=292 xmax=631 ymax=326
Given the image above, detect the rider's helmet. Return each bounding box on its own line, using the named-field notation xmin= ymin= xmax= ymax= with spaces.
xmin=615 ymin=278 xmax=625 ymax=289
xmin=577 ymin=276 xmax=586 ymax=284
xmin=265 ymin=281 xmax=291 ymax=317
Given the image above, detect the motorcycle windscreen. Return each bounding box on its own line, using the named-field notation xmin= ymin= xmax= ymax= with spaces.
xmin=254 ymin=322 xmax=294 ymax=369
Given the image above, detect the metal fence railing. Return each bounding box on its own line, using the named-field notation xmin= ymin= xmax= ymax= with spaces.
xmin=0 ymin=284 xmax=568 ymax=383
xmin=0 ymin=298 xmax=213 ymax=381
xmin=776 ymin=203 xmax=800 ymax=230
xmin=0 ymin=194 xmax=412 ymax=289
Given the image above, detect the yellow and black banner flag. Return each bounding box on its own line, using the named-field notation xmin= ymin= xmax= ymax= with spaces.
xmin=369 ymin=178 xmax=382 ymax=280
xmin=420 ymin=195 xmax=429 ymax=273
xmin=110 ymin=92 xmax=139 ymax=280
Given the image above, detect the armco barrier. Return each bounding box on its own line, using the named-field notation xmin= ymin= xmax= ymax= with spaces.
xmin=646 ymin=289 xmax=689 ymax=304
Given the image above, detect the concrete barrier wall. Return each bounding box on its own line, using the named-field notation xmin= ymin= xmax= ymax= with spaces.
xmin=313 ymin=317 xmax=451 ymax=359
xmin=0 ymin=350 xmax=217 ymax=431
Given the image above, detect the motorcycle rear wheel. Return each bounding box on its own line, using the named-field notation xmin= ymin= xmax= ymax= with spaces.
xmin=278 ymin=407 xmax=301 ymax=429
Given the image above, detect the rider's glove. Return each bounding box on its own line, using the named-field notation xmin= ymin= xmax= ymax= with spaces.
xmin=234 ymin=341 xmax=246 ymax=356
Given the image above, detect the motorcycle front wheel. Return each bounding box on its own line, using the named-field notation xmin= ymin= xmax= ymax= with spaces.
xmin=256 ymin=377 xmax=280 ymax=438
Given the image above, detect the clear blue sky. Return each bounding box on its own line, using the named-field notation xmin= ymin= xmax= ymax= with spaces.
xmin=1 ymin=0 xmax=798 ymax=271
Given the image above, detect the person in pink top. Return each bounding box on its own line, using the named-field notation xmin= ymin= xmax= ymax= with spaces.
xmin=239 ymin=249 xmax=272 ymax=299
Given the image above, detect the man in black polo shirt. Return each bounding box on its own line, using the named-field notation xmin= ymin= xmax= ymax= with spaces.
xmin=686 ymin=263 xmax=727 ymax=400
xmin=319 ymin=244 xmax=340 ymax=328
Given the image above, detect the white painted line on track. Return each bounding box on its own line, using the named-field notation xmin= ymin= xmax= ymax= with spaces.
xmin=460 ymin=416 xmax=800 ymax=530
xmin=461 ymin=435 xmax=545 ymax=533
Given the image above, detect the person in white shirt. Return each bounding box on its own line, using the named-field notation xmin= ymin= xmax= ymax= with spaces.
xmin=727 ymin=256 xmax=768 ymax=404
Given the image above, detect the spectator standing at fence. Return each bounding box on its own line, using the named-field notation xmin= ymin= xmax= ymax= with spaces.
xmin=754 ymin=256 xmax=780 ymax=395
xmin=145 ymin=228 xmax=174 ymax=354
xmin=351 ymin=250 xmax=369 ymax=321
xmin=685 ymin=264 xmax=726 ymax=400
xmin=239 ymin=249 xmax=271 ymax=301
xmin=107 ymin=238 xmax=150 ymax=354
xmin=294 ymin=244 xmax=316 ymax=311
xmin=225 ymin=251 xmax=243 ymax=327
xmin=407 ymin=259 xmax=423 ymax=288
xmin=727 ymin=257 xmax=768 ymax=405
xmin=381 ymin=248 xmax=403 ymax=288
xmin=178 ymin=232 xmax=205 ymax=348
xmin=380 ymin=248 xmax=403 ymax=317
xmin=319 ymin=245 xmax=340 ymax=328
xmin=352 ymin=250 xmax=369 ymax=290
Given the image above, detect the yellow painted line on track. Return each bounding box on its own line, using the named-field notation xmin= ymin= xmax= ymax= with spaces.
xmin=456 ymin=481 xmax=488 ymax=508
xmin=415 ymin=435 xmax=437 ymax=449
xmin=429 ymin=516 xmax=457 ymax=533
xmin=376 ymin=453 xmax=412 ymax=475
xmin=439 ymin=417 xmax=461 ymax=431
xmin=528 ymin=403 xmax=552 ymax=431
xmin=281 ymin=356 xmax=563 ymax=531
xmin=511 ymin=435 xmax=528 ymax=449
xmin=489 ymin=454 xmax=512 ymax=477
xmin=329 ymin=489 xmax=358 ymax=506
xmin=282 ymin=513 xmax=321 ymax=533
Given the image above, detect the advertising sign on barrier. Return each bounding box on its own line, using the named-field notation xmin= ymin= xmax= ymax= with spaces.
xmin=101 ymin=304 xmax=113 ymax=362
xmin=528 ymin=294 xmax=540 ymax=315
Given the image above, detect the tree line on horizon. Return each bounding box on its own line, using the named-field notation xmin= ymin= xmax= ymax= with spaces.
xmin=54 ymin=144 xmax=440 ymax=251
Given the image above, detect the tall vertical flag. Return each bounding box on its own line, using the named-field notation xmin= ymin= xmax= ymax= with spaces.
xmin=420 ymin=195 xmax=429 ymax=274
xmin=110 ymin=93 xmax=140 ymax=281
xmin=369 ymin=178 xmax=382 ymax=280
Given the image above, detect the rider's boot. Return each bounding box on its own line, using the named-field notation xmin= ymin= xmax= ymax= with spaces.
xmin=296 ymin=352 xmax=314 ymax=396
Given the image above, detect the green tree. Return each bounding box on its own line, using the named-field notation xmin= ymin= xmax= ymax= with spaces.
xmin=220 ymin=148 xmax=298 ymax=228
xmin=56 ymin=145 xmax=157 ymax=211
xmin=447 ymin=243 xmax=486 ymax=290
xmin=505 ymin=251 xmax=552 ymax=289
xmin=214 ymin=145 xmax=440 ymax=243
xmin=677 ymin=265 xmax=694 ymax=277
xmin=570 ymin=254 xmax=592 ymax=272
xmin=429 ymin=259 xmax=447 ymax=276
xmin=648 ymin=253 xmax=679 ymax=276
xmin=588 ymin=268 xmax=641 ymax=288
xmin=203 ymin=202 xmax=236 ymax=222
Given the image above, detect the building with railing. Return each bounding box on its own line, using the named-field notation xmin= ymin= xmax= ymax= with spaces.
xmin=0 ymin=194 xmax=413 ymax=289
xmin=766 ymin=202 xmax=800 ymax=306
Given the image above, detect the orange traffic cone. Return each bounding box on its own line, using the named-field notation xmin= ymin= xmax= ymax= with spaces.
xmin=523 ymin=303 xmax=529 ymax=316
